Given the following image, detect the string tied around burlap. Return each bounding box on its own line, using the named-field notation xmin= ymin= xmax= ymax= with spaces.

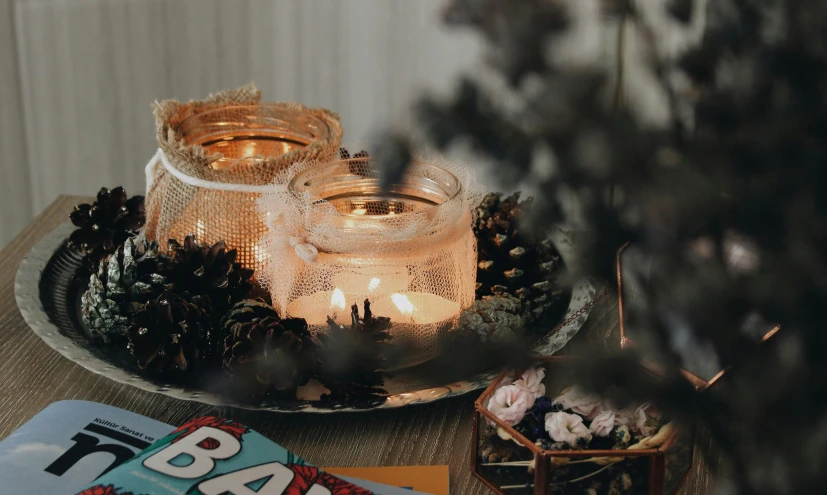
xmin=146 ymin=149 xmax=279 ymax=194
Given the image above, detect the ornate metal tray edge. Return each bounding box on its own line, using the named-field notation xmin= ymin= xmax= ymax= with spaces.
xmin=14 ymin=222 xmax=595 ymax=413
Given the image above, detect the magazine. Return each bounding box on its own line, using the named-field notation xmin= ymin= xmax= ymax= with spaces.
xmin=0 ymin=401 xmax=445 ymax=495
xmin=0 ymin=401 xmax=171 ymax=494
xmin=76 ymin=415 xmax=410 ymax=495
xmin=326 ymin=467 xmax=449 ymax=495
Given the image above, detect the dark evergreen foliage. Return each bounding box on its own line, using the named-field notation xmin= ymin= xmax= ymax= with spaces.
xmin=379 ymin=0 xmax=827 ymax=491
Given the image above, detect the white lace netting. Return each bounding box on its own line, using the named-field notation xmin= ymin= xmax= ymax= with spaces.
xmin=257 ymin=152 xmax=485 ymax=368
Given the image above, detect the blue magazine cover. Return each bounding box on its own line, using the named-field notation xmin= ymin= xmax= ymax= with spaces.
xmin=0 ymin=401 xmax=171 ymax=495
xmin=0 ymin=402 xmax=429 ymax=495
xmin=76 ymin=416 xmax=387 ymax=495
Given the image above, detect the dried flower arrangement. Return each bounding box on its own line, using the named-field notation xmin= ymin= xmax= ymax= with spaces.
xmin=477 ymin=366 xmax=675 ymax=494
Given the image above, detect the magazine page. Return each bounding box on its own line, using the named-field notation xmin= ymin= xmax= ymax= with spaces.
xmin=77 ymin=416 xmax=431 ymax=495
xmin=0 ymin=402 xmax=435 ymax=495
xmin=327 ymin=466 xmax=449 ymax=495
xmin=335 ymin=476 xmax=434 ymax=495
xmin=0 ymin=400 xmax=173 ymax=495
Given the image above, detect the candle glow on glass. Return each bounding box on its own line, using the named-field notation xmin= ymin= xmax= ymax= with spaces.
xmin=331 ymin=267 xmax=408 ymax=299
xmin=373 ymin=292 xmax=461 ymax=325
xmin=330 ymin=287 xmax=346 ymax=310
xmin=243 ymin=141 xmax=258 ymax=158
xmin=285 ymin=287 xmax=350 ymax=326
xmin=392 ymin=293 xmax=415 ymax=318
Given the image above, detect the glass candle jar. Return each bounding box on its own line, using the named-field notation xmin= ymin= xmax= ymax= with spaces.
xmin=176 ymin=104 xmax=337 ymax=172
xmin=260 ymin=155 xmax=481 ymax=368
xmin=145 ymin=91 xmax=342 ymax=270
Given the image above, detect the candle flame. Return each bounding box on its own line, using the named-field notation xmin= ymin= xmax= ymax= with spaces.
xmin=243 ymin=142 xmax=258 ymax=158
xmin=196 ymin=220 xmax=205 ymax=238
xmin=391 ymin=293 xmax=415 ymax=316
xmin=330 ymin=288 xmax=346 ymax=310
xmin=368 ymin=277 xmax=381 ymax=291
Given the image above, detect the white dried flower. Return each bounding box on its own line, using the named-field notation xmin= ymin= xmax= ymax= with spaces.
xmin=636 ymin=402 xmax=661 ymax=436
xmin=553 ymin=386 xmax=603 ymax=418
xmin=614 ymin=402 xmax=641 ymax=423
xmin=545 ymin=411 xmax=593 ymax=446
xmin=589 ymin=409 xmax=616 ymax=437
xmin=631 ymin=403 xmax=650 ymax=434
xmin=513 ymin=367 xmax=546 ymax=400
xmin=486 ymin=384 xmax=532 ymax=426
xmin=615 ymin=402 xmax=661 ymax=436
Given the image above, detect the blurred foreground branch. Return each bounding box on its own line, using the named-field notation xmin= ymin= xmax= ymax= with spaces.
xmin=379 ymin=0 xmax=827 ymax=492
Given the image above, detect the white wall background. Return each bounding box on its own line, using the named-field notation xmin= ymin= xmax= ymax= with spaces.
xmin=0 ymin=0 xmax=706 ymax=249
xmin=0 ymin=0 xmax=483 ymax=248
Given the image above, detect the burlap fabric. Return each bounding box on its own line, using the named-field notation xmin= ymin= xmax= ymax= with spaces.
xmin=144 ymin=84 xmax=343 ymax=269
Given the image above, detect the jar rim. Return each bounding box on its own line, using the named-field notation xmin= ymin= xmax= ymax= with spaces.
xmin=288 ymin=157 xmax=462 ymax=220
xmin=176 ymin=103 xmax=334 ymax=145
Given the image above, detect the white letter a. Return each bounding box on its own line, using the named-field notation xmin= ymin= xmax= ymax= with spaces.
xmin=198 ymin=462 xmax=297 ymax=495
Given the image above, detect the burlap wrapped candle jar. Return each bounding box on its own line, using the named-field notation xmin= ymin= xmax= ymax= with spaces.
xmin=144 ymin=85 xmax=342 ymax=270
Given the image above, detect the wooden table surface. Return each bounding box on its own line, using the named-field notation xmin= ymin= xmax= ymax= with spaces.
xmin=0 ymin=196 xmax=717 ymax=494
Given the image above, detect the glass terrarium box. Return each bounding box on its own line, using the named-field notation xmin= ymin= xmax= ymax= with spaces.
xmin=472 ymin=357 xmax=696 ymax=495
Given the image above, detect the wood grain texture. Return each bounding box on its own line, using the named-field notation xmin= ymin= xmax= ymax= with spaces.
xmin=0 ymin=196 xmax=718 ymax=494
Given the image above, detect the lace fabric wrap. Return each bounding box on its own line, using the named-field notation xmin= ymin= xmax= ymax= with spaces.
xmin=144 ymin=84 xmax=343 ymax=269
xmin=258 ymin=154 xmax=484 ymax=368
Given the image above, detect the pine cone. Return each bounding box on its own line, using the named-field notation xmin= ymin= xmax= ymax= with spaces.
xmin=68 ymin=187 xmax=146 ymax=263
xmin=221 ymin=299 xmax=316 ymax=398
xmin=316 ymin=299 xmax=392 ymax=400
xmin=457 ymin=294 xmax=526 ymax=343
xmin=81 ymin=237 xmax=170 ymax=342
xmin=126 ymin=292 xmax=212 ymax=377
xmin=161 ymin=235 xmax=254 ymax=319
xmin=475 ymin=192 xmax=567 ymax=331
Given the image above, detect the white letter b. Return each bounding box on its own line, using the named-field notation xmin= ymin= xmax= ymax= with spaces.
xmin=143 ymin=427 xmax=241 ymax=479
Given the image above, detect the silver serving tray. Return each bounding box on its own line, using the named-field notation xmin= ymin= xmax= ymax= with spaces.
xmin=15 ymin=222 xmax=595 ymax=412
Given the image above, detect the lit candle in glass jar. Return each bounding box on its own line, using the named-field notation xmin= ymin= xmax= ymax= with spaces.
xmin=286 ymin=287 xmax=348 ymax=326
xmin=373 ymin=293 xmax=461 ymax=325
xmin=265 ymin=155 xmax=479 ymax=368
xmin=330 ymin=267 xmax=409 ymax=301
